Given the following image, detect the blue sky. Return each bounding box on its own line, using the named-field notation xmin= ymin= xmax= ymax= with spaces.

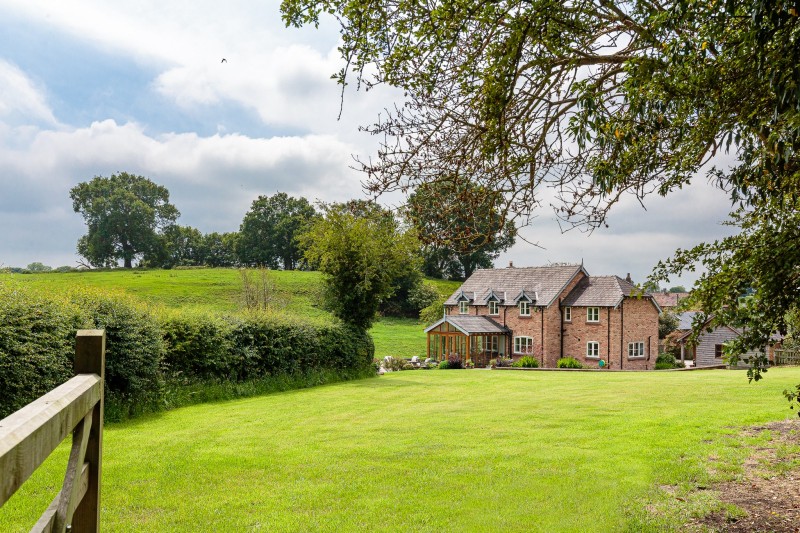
xmin=0 ymin=0 xmax=737 ymax=286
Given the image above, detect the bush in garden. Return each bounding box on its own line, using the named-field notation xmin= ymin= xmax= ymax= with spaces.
xmin=512 ymin=356 xmax=539 ymax=368
xmin=557 ymin=357 xmax=584 ymax=369
xmin=0 ymin=282 xmax=87 ymax=418
xmin=655 ymin=352 xmax=684 ymax=370
xmin=438 ymin=360 xmax=451 ymax=369
xmin=494 ymin=357 xmax=513 ymax=368
xmin=443 ymin=354 xmax=463 ymax=369
xmin=69 ymin=288 xmax=166 ymax=419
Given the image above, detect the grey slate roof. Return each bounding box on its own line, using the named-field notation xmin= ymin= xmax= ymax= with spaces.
xmin=561 ymin=275 xmax=654 ymax=308
xmin=675 ymin=311 xmax=702 ymax=331
xmin=424 ymin=315 xmax=510 ymax=335
xmin=444 ymin=264 xmax=587 ymax=308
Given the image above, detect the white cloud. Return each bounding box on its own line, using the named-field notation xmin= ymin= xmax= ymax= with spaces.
xmin=0 ymin=60 xmax=58 ymax=126
xmin=0 ymin=119 xmax=366 ymax=266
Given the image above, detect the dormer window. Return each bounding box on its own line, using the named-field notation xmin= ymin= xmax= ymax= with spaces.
xmin=459 ymin=301 xmax=469 ymax=314
xmin=519 ymin=301 xmax=531 ymax=316
xmin=488 ymin=300 xmax=499 ymax=315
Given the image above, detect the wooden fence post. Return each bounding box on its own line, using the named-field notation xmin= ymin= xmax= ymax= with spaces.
xmin=71 ymin=330 xmax=105 ymax=533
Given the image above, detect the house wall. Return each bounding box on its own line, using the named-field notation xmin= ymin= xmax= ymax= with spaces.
xmin=443 ymin=273 xmax=659 ymax=369
xmin=692 ymin=327 xmax=739 ymax=367
xmin=561 ymin=298 xmax=658 ymax=369
xmin=619 ymin=297 xmax=659 ymax=370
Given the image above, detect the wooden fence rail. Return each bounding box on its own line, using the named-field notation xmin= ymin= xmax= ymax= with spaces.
xmin=775 ymin=349 xmax=800 ymax=366
xmin=0 ymin=330 xmax=105 ymax=533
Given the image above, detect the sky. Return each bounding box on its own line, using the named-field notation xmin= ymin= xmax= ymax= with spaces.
xmin=0 ymin=0 xmax=738 ymax=287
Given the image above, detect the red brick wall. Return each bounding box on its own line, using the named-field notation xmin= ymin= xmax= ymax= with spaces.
xmin=444 ymin=279 xmax=659 ymax=369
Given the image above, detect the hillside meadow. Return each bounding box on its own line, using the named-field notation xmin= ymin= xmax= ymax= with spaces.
xmin=0 ymin=268 xmax=460 ymax=358
xmin=2 ymin=368 xmax=799 ymax=531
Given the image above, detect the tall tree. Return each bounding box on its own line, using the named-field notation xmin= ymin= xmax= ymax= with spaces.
xmin=203 ymin=232 xmax=239 ymax=267
xmin=302 ymin=202 xmax=421 ymax=329
xmin=237 ymin=193 xmax=318 ymax=269
xmin=71 ymin=173 xmax=179 ymax=268
xmin=281 ymin=0 xmax=800 ymax=363
xmin=406 ymin=179 xmax=516 ymax=280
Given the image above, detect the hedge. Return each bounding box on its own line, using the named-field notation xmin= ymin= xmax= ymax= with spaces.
xmin=0 ymin=282 xmax=374 ymax=421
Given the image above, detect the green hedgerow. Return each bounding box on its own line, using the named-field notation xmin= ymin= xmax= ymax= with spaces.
xmin=512 ymin=356 xmax=539 ymax=368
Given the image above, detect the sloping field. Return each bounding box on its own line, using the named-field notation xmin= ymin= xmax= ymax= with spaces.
xmin=0 ymin=269 xmax=460 ymax=358
xmin=3 ymin=368 xmax=798 ymax=531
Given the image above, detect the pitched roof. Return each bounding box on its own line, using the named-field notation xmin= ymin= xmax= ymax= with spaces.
xmin=444 ymin=264 xmax=587 ymax=308
xmin=424 ymin=315 xmax=510 ymax=335
xmin=562 ymin=275 xmax=656 ymax=308
xmin=652 ymin=292 xmax=691 ymax=308
xmin=675 ymin=311 xmax=702 ymax=330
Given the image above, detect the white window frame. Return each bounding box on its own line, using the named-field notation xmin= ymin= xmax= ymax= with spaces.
xmin=514 ymin=336 xmax=534 ymax=354
xmin=586 ymin=341 xmax=600 ymax=358
xmin=587 ymin=307 xmax=600 ymax=323
xmin=459 ymin=301 xmax=469 ymax=314
xmin=519 ymin=301 xmax=531 ymax=316
xmin=488 ymin=300 xmax=499 ymax=316
xmin=563 ymin=307 xmax=572 ymax=322
xmin=628 ymin=341 xmax=645 ymax=358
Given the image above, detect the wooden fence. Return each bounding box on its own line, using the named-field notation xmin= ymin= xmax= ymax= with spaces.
xmin=775 ymin=349 xmax=800 ymax=366
xmin=0 ymin=330 xmax=106 ymax=533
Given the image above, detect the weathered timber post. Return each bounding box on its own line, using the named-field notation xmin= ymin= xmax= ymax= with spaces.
xmin=70 ymin=330 xmax=105 ymax=533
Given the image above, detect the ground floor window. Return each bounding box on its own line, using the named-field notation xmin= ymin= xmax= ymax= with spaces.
xmin=586 ymin=341 xmax=600 ymax=358
xmin=514 ymin=336 xmax=534 ymax=354
xmin=628 ymin=341 xmax=645 ymax=358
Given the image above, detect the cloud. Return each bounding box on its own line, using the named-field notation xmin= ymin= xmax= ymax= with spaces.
xmin=0 ymin=60 xmax=58 ymax=126
xmin=0 ymin=119 xmax=366 ymax=266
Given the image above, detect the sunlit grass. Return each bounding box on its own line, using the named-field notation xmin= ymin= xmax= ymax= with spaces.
xmin=1 ymin=269 xmax=460 ymax=357
xmin=3 ymin=368 xmax=798 ymax=532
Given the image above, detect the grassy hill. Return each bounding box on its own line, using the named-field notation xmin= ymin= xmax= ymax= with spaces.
xmin=3 ymin=368 xmax=798 ymax=531
xmin=0 ymin=268 xmax=461 ymax=358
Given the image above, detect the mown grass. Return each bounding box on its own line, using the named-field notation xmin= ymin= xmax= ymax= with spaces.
xmin=0 ymin=269 xmax=461 ymax=357
xmin=3 ymin=368 xmax=798 ymax=532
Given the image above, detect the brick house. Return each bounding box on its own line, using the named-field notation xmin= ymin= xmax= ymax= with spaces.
xmin=425 ymin=263 xmax=661 ymax=369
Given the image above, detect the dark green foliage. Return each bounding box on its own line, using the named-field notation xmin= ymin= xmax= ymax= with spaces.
xmin=70 ymin=289 xmax=166 ymax=419
xmin=654 ymin=353 xmax=684 ymax=370
xmin=783 ymin=384 xmax=800 ymax=418
xmin=238 ymin=193 xmax=318 ymax=269
xmin=302 ymin=201 xmax=421 ymax=329
xmin=557 ymin=357 xmax=584 ymax=369
xmin=406 ymin=180 xmax=516 ymax=280
xmin=0 ymin=284 xmax=87 ymax=418
xmin=659 ymin=312 xmax=680 ymax=340
xmin=203 ymin=232 xmax=239 ymax=267
xmin=437 ymin=360 xmax=450 ymax=370
xmin=441 ymin=354 xmax=462 ymax=369
xmin=512 ymin=356 xmax=539 ymax=368
xmin=71 ymin=172 xmax=179 ymax=268
xmin=0 ymin=283 xmax=374 ymax=422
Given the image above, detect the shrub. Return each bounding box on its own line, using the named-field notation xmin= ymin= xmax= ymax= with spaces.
xmin=160 ymin=310 xmax=237 ymax=380
xmin=445 ymin=354 xmax=463 ymax=369
xmin=438 ymin=360 xmax=451 ymax=369
xmin=557 ymin=357 xmax=584 ymax=369
xmin=655 ymin=352 xmax=684 ymax=370
xmin=69 ymin=288 xmax=166 ymax=420
xmin=0 ymin=283 xmax=87 ymax=418
xmin=494 ymin=357 xmax=513 ymax=368
xmin=512 ymin=356 xmax=539 ymax=368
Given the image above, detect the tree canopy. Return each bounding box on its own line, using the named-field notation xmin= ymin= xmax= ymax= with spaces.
xmin=406 ymin=179 xmax=516 ymax=279
xmin=71 ymin=173 xmax=179 ymax=268
xmin=302 ymin=201 xmax=421 ymax=329
xmin=281 ymin=0 xmax=800 ymax=361
xmin=238 ymin=193 xmax=318 ymax=269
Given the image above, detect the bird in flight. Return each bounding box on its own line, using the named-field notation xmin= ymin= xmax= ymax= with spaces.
xmin=221 ymin=58 xmax=227 ymax=63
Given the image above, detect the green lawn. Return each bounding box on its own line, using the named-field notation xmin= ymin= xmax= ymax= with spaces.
xmin=3 ymin=368 xmax=798 ymax=531
xmin=1 ymin=269 xmax=460 ymax=357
